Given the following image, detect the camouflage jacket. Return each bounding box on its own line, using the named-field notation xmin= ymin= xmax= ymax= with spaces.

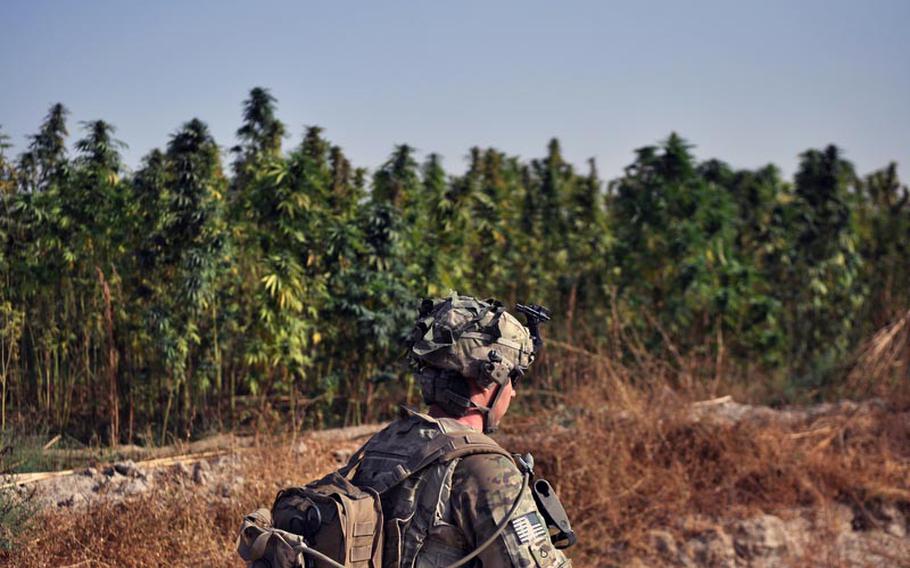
xmin=351 ymin=407 xmax=572 ymax=568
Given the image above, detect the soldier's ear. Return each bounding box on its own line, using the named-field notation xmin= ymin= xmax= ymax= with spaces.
xmin=464 ymin=375 xmax=491 ymax=396
xmin=509 ymin=367 xmax=524 ymax=387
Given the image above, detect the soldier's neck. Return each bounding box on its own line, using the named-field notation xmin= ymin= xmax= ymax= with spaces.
xmin=428 ymin=404 xmax=484 ymax=432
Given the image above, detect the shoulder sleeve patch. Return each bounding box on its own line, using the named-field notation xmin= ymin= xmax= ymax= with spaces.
xmin=511 ymin=511 xmax=549 ymax=544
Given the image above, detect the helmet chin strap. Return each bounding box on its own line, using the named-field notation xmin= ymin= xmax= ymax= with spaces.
xmin=473 ymin=382 xmax=507 ymax=434
xmin=423 ymin=367 xmax=508 ymax=434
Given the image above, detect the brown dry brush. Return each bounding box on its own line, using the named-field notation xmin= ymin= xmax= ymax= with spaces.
xmin=519 ymin=381 xmax=910 ymax=565
xmin=846 ymin=308 xmax=910 ymax=403
xmin=1 ymin=440 xmax=339 ymax=568
xmin=3 ymin=360 xmax=910 ymax=567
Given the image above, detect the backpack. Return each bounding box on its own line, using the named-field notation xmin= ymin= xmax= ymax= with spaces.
xmin=237 ymin=429 xmax=529 ymax=568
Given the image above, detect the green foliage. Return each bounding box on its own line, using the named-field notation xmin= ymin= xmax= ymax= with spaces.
xmin=1 ymin=91 xmax=907 ymax=440
xmin=856 ymin=163 xmax=910 ymax=325
xmin=612 ymin=135 xmax=743 ymax=353
xmin=781 ymin=146 xmax=864 ymax=383
xmin=0 ymin=486 xmax=35 ymax=551
xmin=232 ymin=87 xmax=285 ymax=177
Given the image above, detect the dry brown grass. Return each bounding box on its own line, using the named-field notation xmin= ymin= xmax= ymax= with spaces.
xmin=507 ymin=373 xmax=910 ymax=566
xmin=1 ymin=439 xmax=340 ymax=567
xmin=846 ymin=308 xmax=910 ymax=404
xmin=3 ymin=357 xmax=910 ymax=567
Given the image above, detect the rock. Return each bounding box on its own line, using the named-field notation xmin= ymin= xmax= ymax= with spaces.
xmin=81 ymin=467 xmax=98 ymax=477
xmin=647 ymin=529 xmax=677 ymax=560
xmin=332 ymin=449 xmax=352 ymax=463
xmin=113 ymin=476 xmax=150 ymax=497
xmin=824 ymin=503 xmax=856 ymax=534
xmin=876 ymin=503 xmax=906 ymax=538
xmin=691 ymin=398 xmax=752 ymax=424
xmin=93 ymin=476 xmax=111 ymax=492
xmin=192 ymin=460 xmax=211 ymax=485
xmin=172 ymin=462 xmax=191 ymax=478
xmin=56 ymin=493 xmax=85 ymax=508
xmin=218 ymin=476 xmax=244 ymax=498
xmin=836 ymin=527 xmax=910 ymax=568
xmin=102 ymin=460 xmax=144 ymax=479
xmin=680 ymin=527 xmax=736 ymax=568
xmin=849 ymin=500 xmax=899 ymax=533
xmin=112 ymin=460 xmax=143 ymax=478
xmin=731 ymin=514 xmax=792 ymax=561
xmin=211 ymin=454 xmax=240 ymax=469
xmin=776 ymin=513 xmax=810 ymax=558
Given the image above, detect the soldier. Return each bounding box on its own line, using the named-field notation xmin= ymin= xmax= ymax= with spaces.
xmin=240 ymin=295 xmax=573 ymax=568
xmin=346 ymin=295 xmax=573 ymax=567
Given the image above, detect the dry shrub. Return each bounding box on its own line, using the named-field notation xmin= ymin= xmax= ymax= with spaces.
xmin=508 ymin=372 xmax=910 ymax=566
xmin=0 ymin=438 xmax=341 ymax=568
xmin=846 ymin=308 xmax=910 ymax=405
xmin=3 ymin=353 xmax=910 ymax=567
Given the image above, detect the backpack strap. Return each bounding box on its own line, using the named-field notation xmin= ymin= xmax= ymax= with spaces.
xmin=370 ymin=430 xmax=512 ymax=495
xmin=416 ymin=430 xmax=512 ymax=470
xmin=337 ymin=438 xmax=371 ymax=479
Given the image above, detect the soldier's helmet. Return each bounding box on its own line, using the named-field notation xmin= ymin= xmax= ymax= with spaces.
xmin=406 ymin=295 xmax=535 ymax=394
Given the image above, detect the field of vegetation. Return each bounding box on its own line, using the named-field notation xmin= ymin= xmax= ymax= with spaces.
xmin=1 ymin=87 xmax=909 ymax=566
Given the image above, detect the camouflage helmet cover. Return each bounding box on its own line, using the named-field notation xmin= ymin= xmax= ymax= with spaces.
xmin=407 ymin=295 xmax=535 ymax=389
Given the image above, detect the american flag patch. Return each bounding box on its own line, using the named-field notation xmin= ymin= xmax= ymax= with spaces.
xmin=511 ymin=512 xmax=548 ymax=544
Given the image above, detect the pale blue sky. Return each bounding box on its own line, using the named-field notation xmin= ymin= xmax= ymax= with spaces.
xmin=1 ymin=0 xmax=908 ymax=181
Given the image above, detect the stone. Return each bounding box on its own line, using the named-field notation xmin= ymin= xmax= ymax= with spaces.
xmin=647 ymin=529 xmax=677 ymax=560
xmin=113 ymin=476 xmax=150 ymax=497
xmin=332 ymin=448 xmax=352 ymax=463
xmin=826 ymin=503 xmax=856 ymax=534
xmin=56 ymin=493 xmax=85 ymax=508
xmin=112 ymin=460 xmax=143 ymax=478
xmin=172 ymin=462 xmax=191 ymax=478
xmin=877 ymin=503 xmax=906 ymax=538
xmin=218 ymin=476 xmax=244 ymax=498
xmin=732 ymin=514 xmax=792 ymax=561
xmin=211 ymin=454 xmax=239 ymax=469
xmin=93 ymin=476 xmax=111 ymax=492
xmin=680 ymin=527 xmax=736 ymax=568
xmin=192 ymin=460 xmax=211 ymax=485
xmin=836 ymin=528 xmax=910 ymax=568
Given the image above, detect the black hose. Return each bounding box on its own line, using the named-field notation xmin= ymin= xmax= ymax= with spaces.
xmin=444 ymin=470 xmax=530 ymax=568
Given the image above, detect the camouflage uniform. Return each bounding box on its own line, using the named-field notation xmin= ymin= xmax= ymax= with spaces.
xmin=352 ymin=407 xmax=572 ymax=568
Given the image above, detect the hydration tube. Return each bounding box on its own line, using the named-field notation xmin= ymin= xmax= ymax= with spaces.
xmin=444 ymin=469 xmax=530 ymax=568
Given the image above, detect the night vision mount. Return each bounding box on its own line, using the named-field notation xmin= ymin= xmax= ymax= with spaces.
xmin=515 ymin=303 xmax=551 ymax=357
